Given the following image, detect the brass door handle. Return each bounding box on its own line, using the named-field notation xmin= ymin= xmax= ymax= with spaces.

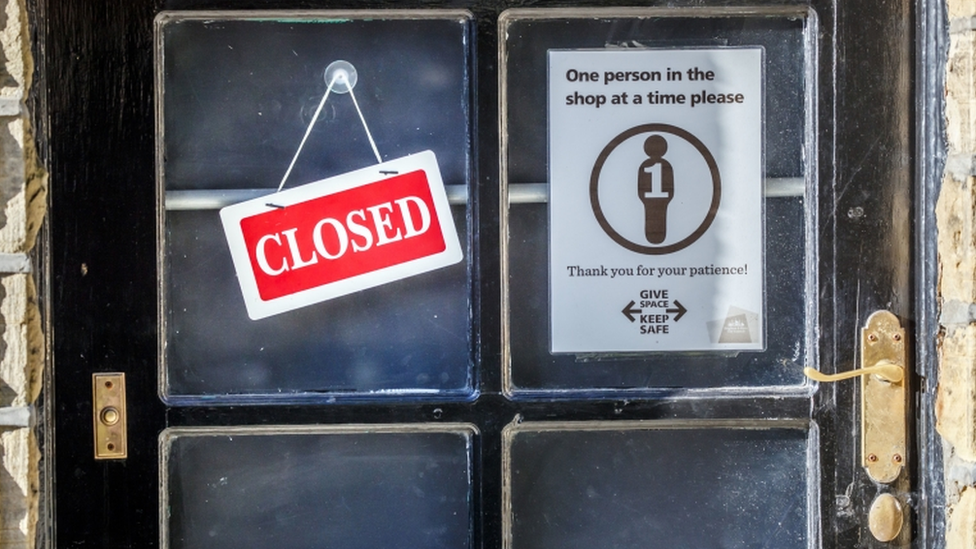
xmin=803 ymin=311 xmax=907 ymax=486
xmin=803 ymin=359 xmax=904 ymax=384
xmin=804 ymin=311 xmax=909 ymax=543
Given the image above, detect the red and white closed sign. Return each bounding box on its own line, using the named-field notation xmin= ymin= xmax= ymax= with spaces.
xmin=220 ymin=150 xmax=462 ymax=319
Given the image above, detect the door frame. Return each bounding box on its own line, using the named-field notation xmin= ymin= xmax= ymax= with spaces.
xmin=34 ymin=0 xmax=942 ymax=546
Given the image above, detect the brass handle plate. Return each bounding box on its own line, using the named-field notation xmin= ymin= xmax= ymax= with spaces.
xmin=93 ymin=373 xmax=127 ymax=460
xmin=861 ymin=311 xmax=906 ymax=484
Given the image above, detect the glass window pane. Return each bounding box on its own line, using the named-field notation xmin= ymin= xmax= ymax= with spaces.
xmin=161 ymin=425 xmax=476 ymax=549
xmin=156 ymin=11 xmax=475 ymax=403
xmin=504 ymin=421 xmax=815 ymax=549
xmin=500 ymin=9 xmax=817 ymax=395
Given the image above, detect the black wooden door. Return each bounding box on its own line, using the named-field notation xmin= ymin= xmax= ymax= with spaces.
xmin=43 ymin=0 xmax=922 ymax=547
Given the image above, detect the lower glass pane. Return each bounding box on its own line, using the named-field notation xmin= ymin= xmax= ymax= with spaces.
xmin=161 ymin=425 xmax=475 ymax=549
xmin=504 ymin=420 xmax=814 ymax=549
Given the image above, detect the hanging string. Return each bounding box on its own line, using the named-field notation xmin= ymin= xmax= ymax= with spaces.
xmin=277 ymin=74 xmax=339 ymax=193
xmin=347 ymin=83 xmax=383 ymax=164
xmin=276 ymin=68 xmax=383 ymax=194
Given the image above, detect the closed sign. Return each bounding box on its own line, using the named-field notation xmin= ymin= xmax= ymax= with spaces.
xmin=221 ymin=150 xmax=462 ymax=320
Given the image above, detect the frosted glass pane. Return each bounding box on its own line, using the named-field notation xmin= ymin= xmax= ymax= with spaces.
xmin=506 ymin=422 xmax=812 ymax=549
xmin=162 ymin=426 xmax=475 ymax=549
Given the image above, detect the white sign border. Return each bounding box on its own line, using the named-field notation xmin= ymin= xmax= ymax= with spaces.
xmin=546 ymin=46 xmax=768 ymax=354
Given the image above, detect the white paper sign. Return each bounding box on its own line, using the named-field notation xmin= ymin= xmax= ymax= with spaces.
xmin=549 ymin=48 xmax=764 ymax=353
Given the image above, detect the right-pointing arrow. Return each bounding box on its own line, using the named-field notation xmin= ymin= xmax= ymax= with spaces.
xmin=666 ymin=300 xmax=687 ymax=322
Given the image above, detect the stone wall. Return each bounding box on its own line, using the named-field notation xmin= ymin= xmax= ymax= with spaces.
xmin=0 ymin=0 xmax=45 ymax=547
xmin=940 ymin=0 xmax=976 ymax=545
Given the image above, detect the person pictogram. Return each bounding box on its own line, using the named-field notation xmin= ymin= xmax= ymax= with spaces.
xmin=637 ymin=135 xmax=674 ymax=244
xmin=591 ymin=123 xmax=720 ymax=255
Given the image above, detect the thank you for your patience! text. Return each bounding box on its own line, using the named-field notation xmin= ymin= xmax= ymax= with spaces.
xmin=564 ymin=66 xmax=745 ymax=108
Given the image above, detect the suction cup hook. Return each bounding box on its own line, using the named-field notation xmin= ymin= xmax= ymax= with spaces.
xmin=324 ymin=60 xmax=357 ymax=94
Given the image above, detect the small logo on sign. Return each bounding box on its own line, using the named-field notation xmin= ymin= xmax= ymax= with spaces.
xmin=221 ymin=151 xmax=462 ymax=320
xmin=707 ymin=306 xmax=761 ymax=344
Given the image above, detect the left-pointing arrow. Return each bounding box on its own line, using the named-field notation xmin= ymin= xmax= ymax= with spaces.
xmin=622 ymin=300 xmax=642 ymax=322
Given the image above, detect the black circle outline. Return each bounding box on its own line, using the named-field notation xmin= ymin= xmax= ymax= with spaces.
xmin=589 ymin=123 xmax=721 ymax=255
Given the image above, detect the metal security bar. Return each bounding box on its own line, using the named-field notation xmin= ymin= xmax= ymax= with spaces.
xmin=164 ymin=178 xmax=804 ymax=210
